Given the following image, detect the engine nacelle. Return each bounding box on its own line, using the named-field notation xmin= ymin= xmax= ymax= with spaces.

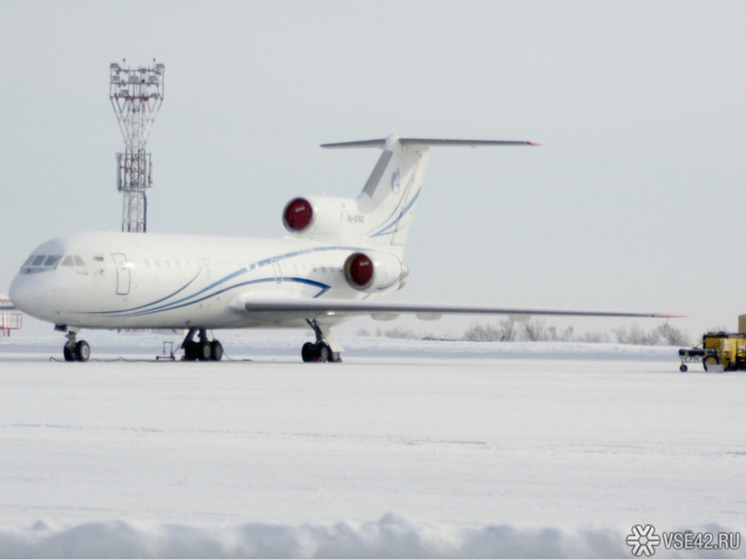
xmin=344 ymin=251 xmax=408 ymax=292
xmin=282 ymin=196 xmax=360 ymax=239
xmin=282 ymin=197 xmax=314 ymax=232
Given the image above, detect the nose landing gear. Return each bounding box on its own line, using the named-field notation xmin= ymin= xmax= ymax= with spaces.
xmin=61 ymin=328 xmax=90 ymax=362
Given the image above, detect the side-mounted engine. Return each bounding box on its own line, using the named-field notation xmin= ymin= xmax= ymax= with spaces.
xmin=343 ymin=251 xmax=408 ymax=293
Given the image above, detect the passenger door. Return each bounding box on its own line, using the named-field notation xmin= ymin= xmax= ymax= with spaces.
xmin=111 ymin=253 xmax=131 ymax=295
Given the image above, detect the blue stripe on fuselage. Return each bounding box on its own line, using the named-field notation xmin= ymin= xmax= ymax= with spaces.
xmin=75 ymin=245 xmax=361 ymax=319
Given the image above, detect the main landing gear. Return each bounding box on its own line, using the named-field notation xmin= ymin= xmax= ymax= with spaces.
xmin=58 ymin=327 xmax=90 ymax=362
xmin=181 ymin=327 xmax=224 ymax=361
xmin=302 ymin=319 xmax=342 ymax=363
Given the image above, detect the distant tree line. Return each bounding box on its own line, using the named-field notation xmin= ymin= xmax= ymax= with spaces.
xmin=358 ymin=318 xmax=691 ymax=347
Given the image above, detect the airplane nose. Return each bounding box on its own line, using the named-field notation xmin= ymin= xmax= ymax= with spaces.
xmin=9 ymin=272 xmax=42 ymax=318
xmin=9 ymin=273 xmax=28 ymax=311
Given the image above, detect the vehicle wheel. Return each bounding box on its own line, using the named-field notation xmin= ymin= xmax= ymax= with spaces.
xmin=63 ymin=344 xmax=76 ymax=362
xmin=197 ymin=341 xmax=212 ymax=361
xmin=301 ymin=342 xmax=316 ymax=362
xmin=703 ymin=354 xmax=719 ymax=371
xmin=210 ymin=340 xmax=224 ymax=361
xmin=679 ymin=364 xmax=688 ymax=372
xmin=75 ymin=340 xmax=90 ymax=362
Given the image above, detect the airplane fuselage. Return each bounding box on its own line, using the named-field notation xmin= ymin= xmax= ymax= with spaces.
xmin=10 ymin=231 xmax=403 ymax=331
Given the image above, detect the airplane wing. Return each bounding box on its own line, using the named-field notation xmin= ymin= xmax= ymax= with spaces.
xmin=243 ymin=299 xmax=680 ymax=323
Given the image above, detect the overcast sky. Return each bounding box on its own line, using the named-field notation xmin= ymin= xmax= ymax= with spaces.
xmin=1 ymin=1 xmax=745 ymax=339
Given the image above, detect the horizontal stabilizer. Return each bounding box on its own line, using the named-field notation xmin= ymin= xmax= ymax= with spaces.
xmin=321 ymin=138 xmax=387 ymax=149
xmin=321 ymin=137 xmax=539 ymax=150
xmin=399 ymin=138 xmax=539 ymax=148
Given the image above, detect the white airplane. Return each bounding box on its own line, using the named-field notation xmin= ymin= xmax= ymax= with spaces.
xmin=9 ymin=136 xmax=674 ymax=362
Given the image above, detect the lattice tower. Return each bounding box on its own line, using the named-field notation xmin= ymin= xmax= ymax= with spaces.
xmin=109 ymin=60 xmax=165 ymax=232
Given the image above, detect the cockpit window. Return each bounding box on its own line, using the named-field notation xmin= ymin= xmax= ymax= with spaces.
xmin=21 ymin=254 xmax=64 ymax=274
xmin=61 ymin=256 xmax=74 ymax=266
xmin=74 ymin=255 xmax=85 ymax=266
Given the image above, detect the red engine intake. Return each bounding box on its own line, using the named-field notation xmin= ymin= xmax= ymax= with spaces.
xmin=343 ymin=251 xmax=405 ymax=292
xmin=344 ymin=253 xmax=374 ymax=288
xmin=283 ymin=197 xmax=314 ymax=232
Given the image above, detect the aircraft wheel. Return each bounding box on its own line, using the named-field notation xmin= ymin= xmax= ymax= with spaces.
xmin=75 ymin=340 xmax=91 ymax=362
xmin=197 ymin=341 xmax=212 ymax=361
xmin=63 ymin=344 xmax=76 ymax=362
xmin=301 ymin=342 xmax=316 ymax=362
xmin=679 ymin=364 xmax=688 ymax=372
xmin=301 ymin=342 xmax=331 ymax=362
xmin=210 ymin=340 xmax=224 ymax=361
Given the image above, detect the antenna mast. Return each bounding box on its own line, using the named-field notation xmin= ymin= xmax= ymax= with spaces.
xmin=109 ymin=60 xmax=165 ymax=233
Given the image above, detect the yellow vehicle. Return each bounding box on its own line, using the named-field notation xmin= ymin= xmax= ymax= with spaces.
xmin=679 ymin=331 xmax=746 ymax=372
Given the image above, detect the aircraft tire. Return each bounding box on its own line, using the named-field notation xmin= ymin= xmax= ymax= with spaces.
xmin=210 ymin=340 xmax=224 ymax=361
xmin=75 ymin=340 xmax=90 ymax=362
xmin=301 ymin=342 xmax=331 ymax=362
xmin=301 ymin=342 xmax=316 ymax=362
xmin=63 ymin=344 xmax=76 ymax=362
xmin=197 ymin=341 xmax=212 ymax=361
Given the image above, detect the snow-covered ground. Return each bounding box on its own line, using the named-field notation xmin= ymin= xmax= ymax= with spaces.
xmin=0 ymin=331 xmax=743 ymax=558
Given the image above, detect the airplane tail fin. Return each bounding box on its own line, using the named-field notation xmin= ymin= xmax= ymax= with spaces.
xmin=322 ymin=136 xmax=536 ymax=253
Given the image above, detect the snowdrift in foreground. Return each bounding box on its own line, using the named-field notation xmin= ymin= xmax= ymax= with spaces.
xmin=1 ymin=515 xmax=741 ymax=559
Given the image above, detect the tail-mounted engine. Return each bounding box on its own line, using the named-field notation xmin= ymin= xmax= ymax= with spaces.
xmin=282 ymin=196 xmax=365 ymax=241
xmin=343 ymin=251 xmax=408 ymax=292
xmin=282 ymin=196 xmax=408 ymax=292
xmin=283 ymin=197 xmax=315 ymax=232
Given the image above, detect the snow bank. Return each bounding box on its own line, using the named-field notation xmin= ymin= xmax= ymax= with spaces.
xmin=0 ymin=516 xmax=741 ymax=559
